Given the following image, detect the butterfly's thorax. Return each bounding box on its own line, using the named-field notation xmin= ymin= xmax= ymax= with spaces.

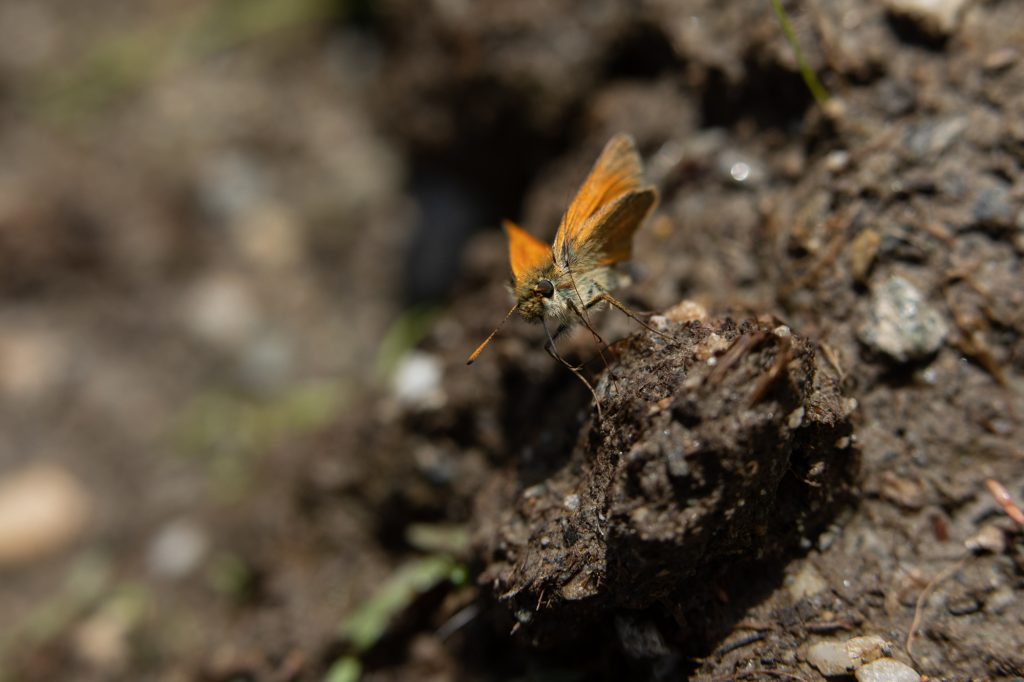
xmin=514 ymin=257 xmax=620 ymax=326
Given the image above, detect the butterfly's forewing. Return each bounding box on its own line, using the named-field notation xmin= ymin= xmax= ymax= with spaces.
xmin=553 ymin=134 xmax=650 ymax=265
xmin=576 ymin=188 xmax=657 ymax=265
xmin=504 ymin=220 xmax=552 ymax=285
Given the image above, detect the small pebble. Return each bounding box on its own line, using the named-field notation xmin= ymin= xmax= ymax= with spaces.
xmin=849 ymin=229 xmax=881 ymax=282
xmin=946 ymin=594 xmax=980 ymax=616
xmin=807 ymin=636 xmax=892 ymax=676
xmin=147 ymin=518 xmax=209 ymax=579
xmin=787 ymin=407 xmax=805 ymax=429
xmin=965 ymin=524 xmax=1005 ymax=554
xmin=0 ymin=329 xmax=69 ymax=402
xmin=858 ymin=277 xmax=948 ymax=362
xmin=885 ymin=0 xmax=969 ymax=38
xmin=663 ymin=300 xmax=707 ymax=323
xmin=972 ymin=180 xmax=1015 ymax=230
xmin=878 ymin=473 xmax=927 ymax=509
xmin=72 ymin=591 xmax=142 ymax=671
xmin=845 ymin=636 xmax=890 ymax=666
xmin=905 ymin=117 xmax=968 ymax=159
xmin=825 ymin=150 xmax=851 ymax=173
xmin=807 ymin=640 xmax=856 ymax=675
xmin=392 ymin=351 xmax=445 ymax=409
xmin=230 ymin=203 xmax=305 ymax=272
xmin=0 ymin=463 xmax=91 ymax=566
xmin=855 ymin=657 xmax=921 ymax=682
xmin=787 ymin=562 xmax=828 ymax=600
xmin=182 ymin=274 xmax=261 ymax=350
xmin=984 ymin=48 xmax=1019 ymax=72
xmin=648 ymin=315 xmax=669 ymax=331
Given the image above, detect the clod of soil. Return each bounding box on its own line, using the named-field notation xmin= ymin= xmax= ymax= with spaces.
xmin=475 ymin=315 xmax=857 ymax=646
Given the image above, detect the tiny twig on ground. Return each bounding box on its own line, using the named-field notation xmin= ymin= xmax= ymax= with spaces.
xmin=748 ymin=336 xmax=794 ymax=407
xmin=780 ymin=212 xmax=850 ymax=298
xmin=985 ymin=479 xmax=1024 ymax=527
xmin=706 ymin=332 xmax=767 ymax=386
xmin=817 ymin=340 xmax=845 ymax=382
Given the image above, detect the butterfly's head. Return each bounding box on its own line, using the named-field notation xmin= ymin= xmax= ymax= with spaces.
xmin=513 ymin=273 xmax=558 ymax=322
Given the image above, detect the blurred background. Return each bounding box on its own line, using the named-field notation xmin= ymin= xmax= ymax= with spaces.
xmin=0 ymin=0 xmax=815 ymax=679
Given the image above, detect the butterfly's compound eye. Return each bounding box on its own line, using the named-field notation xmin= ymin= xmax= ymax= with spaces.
xmin=536 ymin=279 xmax=554 ymax=298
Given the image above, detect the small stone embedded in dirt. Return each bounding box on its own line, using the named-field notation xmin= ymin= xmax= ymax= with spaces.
xmin=858 ymin=276 xmax=948 ymax=363
xmin=965 ymin=524 xmax=1006 ymax=554
xmin=877 ymin=472 xmax=928 ymax=509
xmin=849 ymin=229 xmax=882 ymax=283
xmin=475 ymin=317 xmax=856 ymax=644
xmin=787 ymin=561 xmax=829 ymax=600
xmin=0 ymin=328 xmax=69 ymax=402
xmin=885 ymin=0 xmax=969 ymax=38
xmin=72 ymin=593 xmax=141 ymax=673
xmin=182 ymin=274 xmax=262 ymax=350
xmin=904 ymin=117 xmax=968 ymax=160
xmin=392 ymin=350 xmax=445 ymax=409
xmin=825 ymin=150 xmax=851 ymax=174
xmin=971 ymin=178 xmax=1015 ymax=231
xmin=855 ymin=657 xmax=921 ymax=682
xmin=807 ymin=636 xmax=891 ymax=676
xmin=147 ymin=519 xmax=209 ymax=580
xmin=845 ymin=636 xmax=892 ymax=666
xmin=807 ymin=640 xmax=857 ymax=676
xmin=0 ymin=463 xmax=91 ymax=566
xmin=983 ymin=47 xmax=1020 ymax=72
xmin=661 ymin=299 xmax=708 ymax=324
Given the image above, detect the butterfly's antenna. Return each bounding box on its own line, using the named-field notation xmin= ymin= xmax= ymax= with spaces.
xmin=598 ymin=293 xmax=674 ymax=342
xmin=544 ymin=319 xmax=603 ymax=420
xmin=467 ymin=303 xmax=518 ymax=365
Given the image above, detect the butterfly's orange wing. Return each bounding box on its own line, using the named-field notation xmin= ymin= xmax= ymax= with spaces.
xmin=504 ymin=220 xmax=552 ymax=285
xmin=553 ymin=133 xmax=655 ymax=265
xmin=575 ymin=188 xmax=657 ymax=265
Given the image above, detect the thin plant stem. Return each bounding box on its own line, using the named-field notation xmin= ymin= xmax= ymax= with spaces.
xmin=770 ymin=0 xmax=830 ymax=107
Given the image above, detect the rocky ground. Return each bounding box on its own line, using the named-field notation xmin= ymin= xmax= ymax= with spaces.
xmin=0 ymin=1 xmax=1022 ymax=681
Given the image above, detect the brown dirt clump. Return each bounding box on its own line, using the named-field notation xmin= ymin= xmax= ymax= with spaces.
xmin=476 ymin=317 xmax=857 ymax=647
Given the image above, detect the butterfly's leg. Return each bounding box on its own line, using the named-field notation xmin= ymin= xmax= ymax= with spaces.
xmin=566 ymin=298 xmax=611 ymax=371
xmin=596 ymin=292 xmax=675 ymax=342
xmin=567 ymin=299 xmax=607 ymax=346
xmin=543 ymin=319 xmax=603 ymax=419
xmin=543 ymin=322 xmax=586 ymax=371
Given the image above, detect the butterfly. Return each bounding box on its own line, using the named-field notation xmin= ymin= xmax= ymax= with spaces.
xmin=467 ymin=133 xmax=669 ymax=401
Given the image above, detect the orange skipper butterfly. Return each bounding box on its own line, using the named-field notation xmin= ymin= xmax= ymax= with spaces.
xmin=467 ymin=133 xmax=668 ymax=405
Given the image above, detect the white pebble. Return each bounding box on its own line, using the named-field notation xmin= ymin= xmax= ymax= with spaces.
xmin=392 ymin=351 xmax=444 ymax=409
xmin=885 ymin=0 xmax=968 ymax=37
xmin=858 ymin=277 xmax=948 ymax=363
xmin=855 ymin=657 xmax=921 ymax=682
xmin=0 ymin=463 xmax=90 ymax=566
xmin=147 ymin=518 xmax=209 ymax=579
xmin=807 ymin=640 xmax=856 ymax=675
